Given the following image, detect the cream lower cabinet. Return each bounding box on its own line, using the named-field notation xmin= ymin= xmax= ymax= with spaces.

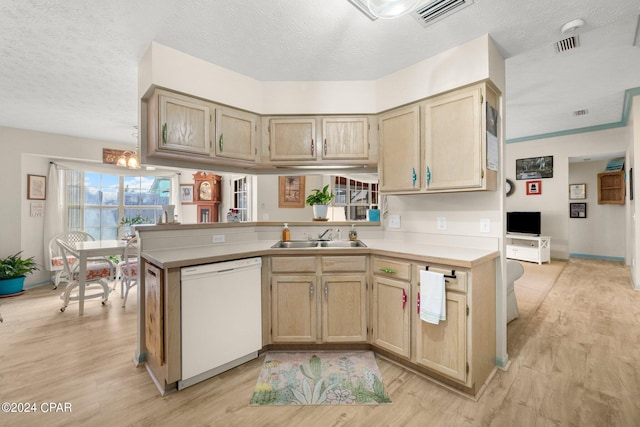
xmin=271 ymin=274 xmax=318 ymax=343
xmin=415 ymin=291 xmax=467 ymax=382
xmin=412 ymin=261 xmax=495 ymax=393
xmin=371 ymin=256 xmax=412 ymax=358
xmin=269 ymin=255 xmax=367 ymax=344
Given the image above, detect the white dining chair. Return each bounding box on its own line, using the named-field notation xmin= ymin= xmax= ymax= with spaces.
xmin=48 ymin=231 xmax=98 ymax=289
xmin=506 ymin=260 xmax=524 ymax=323
xmin=55 ymin=239 xmax=116 ymax=313
xmin=118 ymin=236 xmax=139 ymax=308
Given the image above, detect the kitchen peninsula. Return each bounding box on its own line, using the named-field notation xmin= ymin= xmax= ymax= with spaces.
xmin=137 ymin=222 xmax=498 ymax=398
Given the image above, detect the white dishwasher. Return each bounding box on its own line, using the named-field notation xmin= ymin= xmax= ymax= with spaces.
xmin=179 ymin=257 xmax=262 ymax=390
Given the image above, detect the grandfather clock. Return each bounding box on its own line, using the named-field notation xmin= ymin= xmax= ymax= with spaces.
xmin=193 ymin=172 xmax=221 ymax=223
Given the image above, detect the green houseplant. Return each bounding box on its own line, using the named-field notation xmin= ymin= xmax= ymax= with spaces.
xmin=120 ymin=214 xmax=148 ymax=238
xmin=305 ymin=185 xmax=335 ymax=220
xmin=0 ymin=251 xmax=39 ymax=295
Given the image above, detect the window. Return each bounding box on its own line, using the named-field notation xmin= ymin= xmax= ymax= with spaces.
xmin=66 ymin=171 xmax=170 ymax=239
xmin=232 ymin=176 xmax=249 ymax=221
xmin=333 ymin=176 xmax=379 ymax=221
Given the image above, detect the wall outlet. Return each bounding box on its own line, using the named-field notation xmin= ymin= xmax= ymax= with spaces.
xmin=388 ymin=215 xmax=401 ymax=229
xmin=480 ymin=218 xmax=491 ymax=233
xmin=437 ymin=216 xmax=446 ymax=230
xmin=212 ymin=234 xmax=225 ymax=243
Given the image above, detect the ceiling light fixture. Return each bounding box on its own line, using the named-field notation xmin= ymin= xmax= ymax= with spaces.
xmin=367 ymin=0 xmax=421 ymax=19
xmin=116 ymin=151 xmax=140 ymax=169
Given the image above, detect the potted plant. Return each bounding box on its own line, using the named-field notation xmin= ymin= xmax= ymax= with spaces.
xmin=120 ymin=214 xmax=147 ymax=238
xmin=0 ymin=251 xmax=39 ymax=296
xmin=305 ymin=184 xmax=335 ymax=220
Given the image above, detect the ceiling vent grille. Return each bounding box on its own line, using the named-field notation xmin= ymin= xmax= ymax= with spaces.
xmin=555 ymin=35 xmax=580 ymax=53
xmin=413 ymin=0 xmax=474 ymax=27
xmin=573 ymin=109 xmax=589 ymax=117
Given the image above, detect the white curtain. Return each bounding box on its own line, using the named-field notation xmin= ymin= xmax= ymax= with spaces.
xmin=171 ymin=174 xmax=183 ymax=223
xmin=43 ymin=163 xmax=65 ymax=271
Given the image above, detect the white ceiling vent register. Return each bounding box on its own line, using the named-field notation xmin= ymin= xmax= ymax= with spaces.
xmin=413 ymin=0 xmax=475 ymax=27
xmin=555 ymin=35 xmax=580 ymax=53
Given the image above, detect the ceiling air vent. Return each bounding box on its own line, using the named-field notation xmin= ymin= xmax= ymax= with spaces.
xmin=573 ymin=109 xmax=589 ymax=117
xmin=554 ymin=35 xmax=580 ymax=53
xmin=413 ymin=0 xmax=474 ymax=28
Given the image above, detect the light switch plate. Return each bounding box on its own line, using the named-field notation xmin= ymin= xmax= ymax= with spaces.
xmin=480 ymin=218 xmax=491 ymax=233
xmin=212 ymin=234 xmax=225 ymax=243
xmin=437 ymin=216 xmax=446 ymax=230
xmin=388 ymin=215 xmax=401 ymax=229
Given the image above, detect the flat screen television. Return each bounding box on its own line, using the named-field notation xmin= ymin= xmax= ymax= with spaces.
xmin=507 ymin=211 xmax=541 ymax=236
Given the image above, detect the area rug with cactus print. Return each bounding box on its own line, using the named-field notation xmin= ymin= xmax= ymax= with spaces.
xmin=249 ymin=351 xmax=391 ymax=406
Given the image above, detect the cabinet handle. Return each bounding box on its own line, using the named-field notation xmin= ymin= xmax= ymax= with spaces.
xmin=147 ymin=269 xmax=156 ymax=277
xmin=426 ymin=166 xmax=432 ymax=186
xmin=162 ymin=123 xmax=167 ymax=145
xmin=412 ymin=168 xmax=417 ymax=187
xmin=311 ymin=139 xmax=315 ymax=156
xmin=417 ymin=292 xmax=420 ymax=314
xmin=402 ymin=288 xmax=407 ymax=310
xmin=324 ymin=139 xmax=327 ymax=156
xmin=219 ymin=134 xmax=224 ymax=152
xmin=324 ymin=284 xmax=328 ymax=299
xmin=310 ymin=284 xmax=314 ymax=297
xmin=379 ymin=267 xmax=396 ymax=274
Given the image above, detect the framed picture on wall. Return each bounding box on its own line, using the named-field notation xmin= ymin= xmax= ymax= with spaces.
xmin=180 ymin=184 xmax=195 ymax=204
xmin=570 ymin=202 xmax=587 ymax=218
xmin=27 ymin=174 xmax=46 ymax=200
xmin=279 ymin=176 xmax=306 ymax=208
xmin=569 ymin=183 xmax=586 ymax=200
xmin=526 ymin=180 xmax=542 ymax=195
xmin=516 ymin=156 xmax=553 ymax=180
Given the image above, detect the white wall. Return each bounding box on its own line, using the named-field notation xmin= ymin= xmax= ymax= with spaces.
xmin=568 ymin=160 xmax=626 ymax=259
xmin=630 ymin=95 xmax=640 ymax=287
xmin=506 ymin=126 xmax=631 ymax=260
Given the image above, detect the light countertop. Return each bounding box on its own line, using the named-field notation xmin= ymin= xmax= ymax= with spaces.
xmin=142 ymin=239 xmax=499 ymax=270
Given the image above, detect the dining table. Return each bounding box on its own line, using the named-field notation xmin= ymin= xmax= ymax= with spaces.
xmin=74 ymin=239 xmax=127 ymax=315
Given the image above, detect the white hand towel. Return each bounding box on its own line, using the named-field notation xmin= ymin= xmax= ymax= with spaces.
xmin=420 ymin=270 xmax=446 ymax=325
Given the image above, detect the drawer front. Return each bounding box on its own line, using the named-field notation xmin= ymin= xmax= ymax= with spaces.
xmin=271 ymin=256 xmax=316 ymax=273
xmin=373 ymin=257 xmax=411 ymax=281
xmin=321 ymin=256 xmax=367 ymax=272
xmin=420 ymin=265 xmax=468 ymax=293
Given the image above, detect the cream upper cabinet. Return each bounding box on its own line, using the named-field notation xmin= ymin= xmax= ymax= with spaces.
xmin=422 ymin=82 xmax=498 ymax=192
xmin=268 ymin=118 xmax=317 ymax=161
xmin=214 ymin=107 xmax=257 ymax=162
xmin=321 ymin=117 xmax=369 ymax=160
xmin=378 ymin=105 xmax=422 ymax=193
xmin=158 ymin=92 xmax=212 ymax=156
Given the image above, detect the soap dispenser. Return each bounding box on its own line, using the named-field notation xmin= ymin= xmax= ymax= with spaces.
xmin=282 ymin=223 xmax=290 ymax=242
xmin=348 ymin=224 xmax=357 ymax=241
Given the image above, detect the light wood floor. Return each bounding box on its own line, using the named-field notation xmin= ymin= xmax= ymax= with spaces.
xmin=1 ymin=258 xmax=638 ymax=426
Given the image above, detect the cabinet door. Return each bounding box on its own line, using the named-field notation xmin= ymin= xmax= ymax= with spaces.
xmin=215 ymin=107 xmax=257 ymax=162
xmin=597 ymin=171 xmax=625 ymax=204
xmin=158 ymin=94 xmax=211 ymax=155
xmin=321 ymin=275 xmax=367 ymax=342
xmin=145 ymin=262 xmax=164 ymax=366
xmin=321 ymin=117 xmax=368 ymax=160
xmin=378 ymin=105 xmax=421 ymax=193
xmin=271 ymin=275 xmax=317 ymax=343
xmin=269 ymin=118 xmax=317 ymax=161
xmin=415 ymin=292 xmax=467 ymax=383
xmin=372 ymin=276 xmax=410 ymax=358
xmin=424 ymin=86 xmax=482 ymax=191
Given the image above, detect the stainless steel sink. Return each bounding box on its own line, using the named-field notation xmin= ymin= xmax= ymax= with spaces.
xmin=319 ymin=240 xmax=367 ymax=248
xmin=271 ymin=240 xmax=320 ymax=248
xmin=271 ymin=240 xmax=366 ymax=248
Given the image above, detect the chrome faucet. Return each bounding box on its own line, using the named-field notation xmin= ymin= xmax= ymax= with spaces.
xmin=318 ymin=228 xmax=333 ymax=240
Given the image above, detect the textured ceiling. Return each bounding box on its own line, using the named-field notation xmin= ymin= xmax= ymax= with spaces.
xmin=0 ymin=0 xmax=639 ymax=145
